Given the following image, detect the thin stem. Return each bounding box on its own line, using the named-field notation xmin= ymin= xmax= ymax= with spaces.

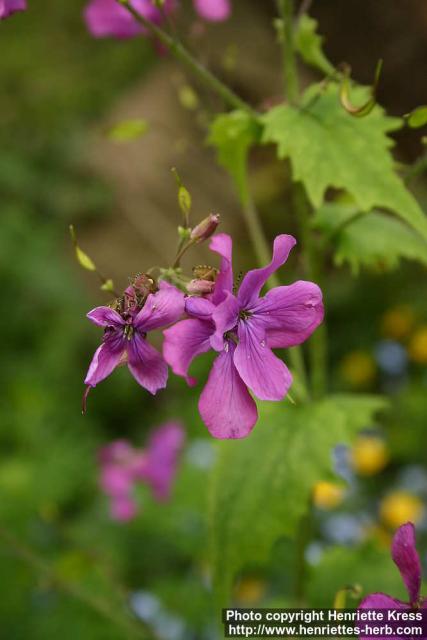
xmin=117 ymin=0 xmax=255 ymax=116
xmin=242 ymin=195 xmax=309 ymax=401
xmin=293 ymin=504 xmax=312 ymax=605
xmin=292 ymin=184 xmax=327 ymax=399
xmin=0 ymin=525 xmax=152 ymax=640
xmin=278 ymin=0 xmax=300 ymax=103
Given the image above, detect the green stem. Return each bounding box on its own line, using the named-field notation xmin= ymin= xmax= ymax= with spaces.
xmin=118 ymin=0 xmax=255 ymax=116
xmin=0 ymin=525 xmax=152 ymax=640
xmin=292 ymin=184 xmax=328 ymax=399
xmin=294 ymin=504 xmax=312 ymax=605
xmin=242 ymin=194 xmax=309 ymax=402
xmin=278 ymin=0 xmax=300 ymax=103
xmin=278 ymin=0 xmax=328 ymax=398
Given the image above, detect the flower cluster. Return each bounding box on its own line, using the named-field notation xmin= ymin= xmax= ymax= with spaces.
xmin=84 ymin=231 xmax=324 ymax=439
xmin=84 ymin=276 xmax=185 ymax=408
xmin=84 ymin=0 xmax=232 ymax=40
xmin=99 ymin=422 xmax=185 ymax=521
xmin=0 ymin=0 xmax=26 ymax=20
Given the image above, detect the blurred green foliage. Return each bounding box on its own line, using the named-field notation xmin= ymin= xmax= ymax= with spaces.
xmin=1 ymin=2 xmax=427 ymax=639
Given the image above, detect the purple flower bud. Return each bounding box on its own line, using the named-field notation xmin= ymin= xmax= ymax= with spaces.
xmin=187 ymin=279 xmax=215 ymax=295
xmin=190 ymin=213 xmax=220 ymax=243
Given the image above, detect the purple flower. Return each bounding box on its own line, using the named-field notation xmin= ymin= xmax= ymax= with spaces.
xmin=193 ymin=0 xmax=231 ymax=22
xmin=83 ymin=0 xmax=174 ymax=39
xmin=99 ymin=422 xmax=185 ymax=522
xmin=84 ymin=280 xmax=184 ymax=397
xmin=359 ymin=522 xmax=426 ymax=638
xmin=163 ymin=233 xmax=324 ymax=439
xmin=0 ymin=0 xmax=26 ymax=20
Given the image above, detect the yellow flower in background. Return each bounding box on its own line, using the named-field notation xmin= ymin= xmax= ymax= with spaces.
xmin=380 ymin=492 xmax=424 ymax=530
xmin=381 ymin=306 xmax=415 ymax=341
xmin=234 ymin=577 xmax=267 ymax=605
xmin=340 ymin=351 xmax=377 ymax=387
xmin=351 ymin=436 xmax=389 ymax=476
xmin=408 ymin=326 xmax=427 ymax=364
xmin=365 ymin=524 xmax=392 ymax=549
xmin=313 ymin=481 xmax=345 ymax=510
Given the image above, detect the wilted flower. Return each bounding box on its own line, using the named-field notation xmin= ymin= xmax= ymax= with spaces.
xmin=84 ymin=280 xmax=184 ymax=404
xmin=190 ymin=213 xmax=220 ymax=243
xmin=163 ymin=233 xmax=324 ymax=438
xmin=99 ymin=422 xmax=185 ymax=521
xmin=0 ymin=0 xmax=26 ymax=19
xmin=359 ymin=523 xmax=427 ymax=626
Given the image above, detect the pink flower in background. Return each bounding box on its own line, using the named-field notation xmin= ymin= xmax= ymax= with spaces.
xmin=0 ymin=0 xmax=26 ymax=20
xmin=84 ymin=0 xmax=174 ymax=39
xmin=99 ymin=422 xmax=185 ymax=522
xmin=193 ymin=0 xmax=231 ymax=22
xmin=163 ymin=233 xmax=323 ymax=439
xmin=83 ymin=0 xmax=232 ymax=39
xmin=358 ymin=522 xmax=426 ymax=638
xmin=84 ymin=281 xmax=184 ymax=398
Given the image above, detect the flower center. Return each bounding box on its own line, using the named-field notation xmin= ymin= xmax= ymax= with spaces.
xmin=239 ymin=309 xmax=252 ymax=321
xmin=124 ymin=324 xmax=134 ymax=341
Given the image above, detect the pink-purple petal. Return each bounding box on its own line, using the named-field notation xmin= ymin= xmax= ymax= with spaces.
xmin=211 ymin=291 xmax=240 ymax=351
xmin=198 ymin=345 xmax=258 ymax=439
xmin=84 ymin=333 xmax=125 ymax=387
xmin=110 ymin=495 xmax=138 ymax=522
xmin=83 ymin=0 xmax=173 ymax=39
xmin=251 ymin=281 xmax=324 ymax=348
xmin=141 ymin=422 xmax=185 ymax=501
xmin=87 ymin=306 xmax=125 ymax=328
xmin=0 ymin=0 xmax=26 ymax=19
xmin=163 ymin=318 xmax=214 ymax=386
xmin=133 ymin=281 xmax=185 ymax=331
xmin=209 ymin=233 xmax=234 ymax=304
xmin=238 ymin=234 xmax=297 ymax=308
xmin=84 ymin=0 xmax=143 ymax=38
xmin=234 ymin=320 xmax=292 ymax=401
xmin=127 ymin=334 xmax=168 ymax=394
xmin=358 ymin=594 xmax=408 ymax=640
xmin=185 ymin=296 xmax=216 ymax=319
xmin=391 ymin=522 xmax=422 ymax=605
xmin=193 ymin=0 xmax=231 ymax=22
xmin=100 ymin=465 xmax=133 ymax=497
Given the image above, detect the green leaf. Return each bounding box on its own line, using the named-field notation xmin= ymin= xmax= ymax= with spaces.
xmin=107 ymin=118 xmax=149 ymax=142
xmin=294 ymin=15 xmax=335 ymax=76
xmin=208 ymin=395 xmax=387 ymax=605
xmin=307 ymin=544 xmax=406 ymax=608
xmin=313 ymin=203 xmax=427 ymax=273
xmin=262 ymin=84 xmax=427 ymax=243
xmin=406 ymin=105 xmax=427 ymax=129
xmin=208 ymin=111 xmax=262 ymax=204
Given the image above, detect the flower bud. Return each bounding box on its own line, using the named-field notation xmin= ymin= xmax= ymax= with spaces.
xmin=187 ymin=279 xmax=215 ymax=295
xmin=190 ymin=213 xmax=220 ymax=243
